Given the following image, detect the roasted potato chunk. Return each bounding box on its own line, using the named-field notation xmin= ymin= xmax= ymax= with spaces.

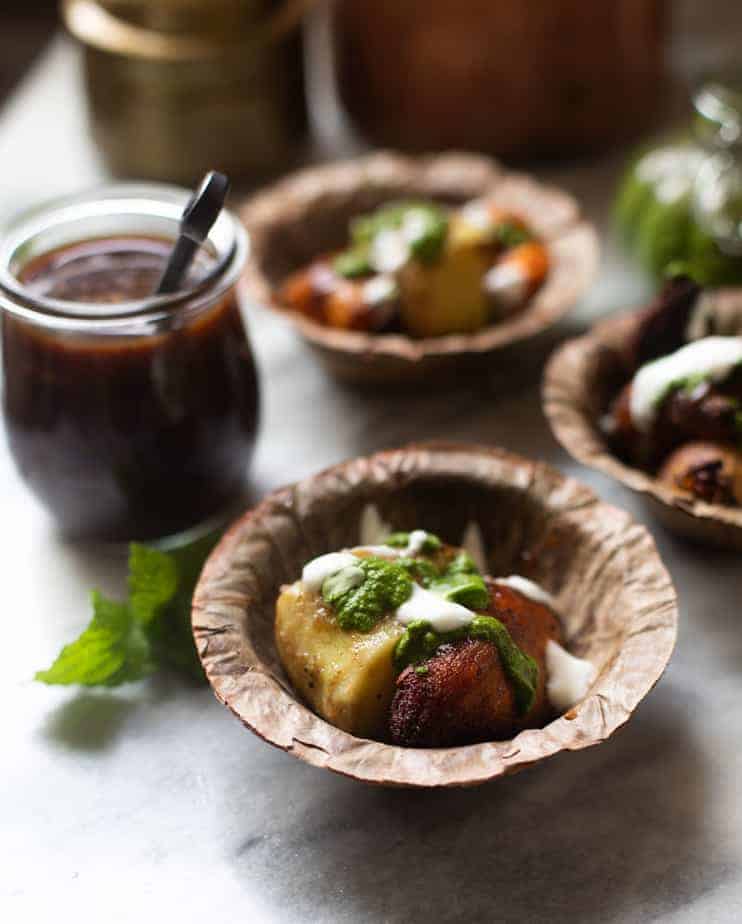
xmin=397 ymin=216 xmax=495 ymax=337
xmin=389 ymin=580 xmax=562 ymax=747
xmin=659 ymin=441 xmax=742 ymax=505
xmin=275 ymin=584 xmax=404 ymax=739
xmin=629 ymin=275 xmax=701 ymax=368
xmin=606 ymin=376 xmax=742 ymax=469
xmin=280 ymin=260 xmax=398 ymax=332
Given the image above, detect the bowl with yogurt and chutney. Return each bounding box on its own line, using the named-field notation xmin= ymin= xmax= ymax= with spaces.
xmin=192 ymin=444 xmax=677 ymax=788
xmin=241 ymin=152 xmax=599 ymax=386
xmin=544 ymin=277 xmax=742 ymax=549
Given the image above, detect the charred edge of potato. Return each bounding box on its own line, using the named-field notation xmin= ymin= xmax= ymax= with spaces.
xmin=389 ymin=581 xmax=563 ymax=748
xmin=658 ymin=441 xmax=742 ymax=506
xmin=629 ymin=276 xmax=702 ymax=368
xmin=605 ymin=379 xmax=742 ymax=473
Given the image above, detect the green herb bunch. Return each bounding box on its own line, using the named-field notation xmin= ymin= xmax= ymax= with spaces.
xmin=36 ymin=534 xmax=218 ymax=687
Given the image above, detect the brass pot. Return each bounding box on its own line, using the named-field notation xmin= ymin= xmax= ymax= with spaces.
xmin=62 ymin=0 xmax=310 ymax=185
xmin=332 ymin=0 xmax=668 ymax=159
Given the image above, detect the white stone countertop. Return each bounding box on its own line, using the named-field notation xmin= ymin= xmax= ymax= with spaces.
xmin=3 ymin=32 xmax=742 ymax=924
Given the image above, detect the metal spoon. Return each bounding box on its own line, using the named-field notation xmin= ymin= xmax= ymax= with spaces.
xmin=156 ymin=170 xmax=230 ymax=295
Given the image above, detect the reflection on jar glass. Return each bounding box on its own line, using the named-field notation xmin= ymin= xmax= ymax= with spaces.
xmin=0 ymin=185 xmax=260 ymax=541
xmin=693 ymin=76 xmax=742 ymax=256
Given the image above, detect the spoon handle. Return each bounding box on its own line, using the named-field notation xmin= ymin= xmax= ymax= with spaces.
xmin=156 ymin=171 xmax=230 ymax=296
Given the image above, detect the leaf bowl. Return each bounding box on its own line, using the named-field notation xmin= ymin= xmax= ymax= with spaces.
xmin=240 ymin=152 xmax=599 ymax=386
xmin=543 ymin=307 xmax=742 ymax=550
xmin=192 ymin=444 xmax=677 ymax=788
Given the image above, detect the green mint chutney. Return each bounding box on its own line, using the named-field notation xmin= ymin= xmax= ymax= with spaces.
xmin=321 ymin=557 xmax=413 ymax=632
xmin=393 ymin=616 xmax=539 ymax=714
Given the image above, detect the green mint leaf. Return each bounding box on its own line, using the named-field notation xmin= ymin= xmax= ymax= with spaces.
xmin=128 ymin=544 xmax=178 ymax=626
xmin=35 ymin=591 xmax=154 ymax=687
xmin=144 ymin=596 xmax=204 ymax=683
xmin=36 ymin=529 xmax=221 ymax=688
xmin=143 ymin=530 xmax=221 ymax=682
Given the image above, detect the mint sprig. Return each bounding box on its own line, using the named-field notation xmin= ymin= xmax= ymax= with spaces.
xmin=36 ymin=534 xmax=218 ymax=687
xmin=35 ymin=592 xmax=154 ymax=687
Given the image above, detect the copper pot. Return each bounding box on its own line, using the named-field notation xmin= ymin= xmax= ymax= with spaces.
xmin=62 ymin=0 xmax=311 ymax=185
xmin=332 ymin=0 xmax=668 ymax=159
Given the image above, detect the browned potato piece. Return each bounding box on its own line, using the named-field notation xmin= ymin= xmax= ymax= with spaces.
xmin=397 ymin=224 xmax=494 ymax=337
xmin=659 ymin=441 xmax=742 ymax=506
xmin=629 ymin=276 xmax=701 ymax=368
xmin=606 ymin=378 xmax=742 ymax=469
xmin=280 ymin=260 xmax=340 ymax=324
xmin=281 ymin=259 xmax=398 ymax=332
xmin=275 ymin=584 xmax=404 ymax=739
xmin=389 ymin=579 xmax=563 ymax=747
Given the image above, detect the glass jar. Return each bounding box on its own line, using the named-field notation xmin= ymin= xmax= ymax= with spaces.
xmin=692 ymin=75 xmax=742 ymax=255
xmin=0 ymin=185 xmax=260 ymax=541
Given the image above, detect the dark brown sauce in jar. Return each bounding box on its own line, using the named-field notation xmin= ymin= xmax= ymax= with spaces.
xmin=2 ymin=235 xmax=259 ymax=540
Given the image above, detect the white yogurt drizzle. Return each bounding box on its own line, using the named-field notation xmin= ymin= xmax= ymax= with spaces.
xmin=629 ymin=336 xmax=742 ymax=433
xmin=483 ymin=260 xmax=527 ymax=309
xmin=460 ymin=198 xmax=493 ymax=234
xmin=369 ymin=228 xmax=410 ymax=274
xmin=301 ymin=552 xmax=359 ymax=592
xmin=395 ymin=583 xmax=474 ymax=632
xmin=545 ymin=640 xmax=596 ymax=712
xmin=406 ymin=529 xmax=431 ymax=554
xmin=299 ymin=509 xmax=594 ymax=711
xmin=494 ymin=575 xmax=558 ymax=610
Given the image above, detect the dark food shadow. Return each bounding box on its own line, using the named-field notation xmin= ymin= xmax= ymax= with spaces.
xmin=39 ymin=672 xmax=208 ymax=753
xmin=40 ymin=693 xmax=138 ymax=752
xmin=227 ymin=683 xmax=724 ymax=924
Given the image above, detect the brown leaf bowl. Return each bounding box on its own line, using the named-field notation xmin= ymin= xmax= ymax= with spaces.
xmin=192 ymin=443 xmax=677 ymax=788
xmin=240 ymin=152 xmax=599 ymax=386
xmin=543 ymin=310 xmax=742 ymax=551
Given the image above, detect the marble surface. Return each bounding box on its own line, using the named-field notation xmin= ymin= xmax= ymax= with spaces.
xmin=3 ymin=33 xmax=742 ymax=924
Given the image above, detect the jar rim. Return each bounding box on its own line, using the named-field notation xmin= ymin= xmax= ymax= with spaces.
xmin=0 ymin=182 xmax=248 ymax=332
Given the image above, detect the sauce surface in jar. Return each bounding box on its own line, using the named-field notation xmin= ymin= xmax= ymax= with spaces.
xmin=2 ymin=235 xmax=260 ymax=540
